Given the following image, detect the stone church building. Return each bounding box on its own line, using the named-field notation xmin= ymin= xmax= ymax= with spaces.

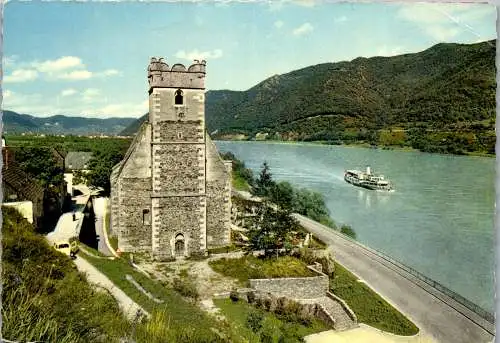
xmin=110 ymin=58 xmax=232 ymax=260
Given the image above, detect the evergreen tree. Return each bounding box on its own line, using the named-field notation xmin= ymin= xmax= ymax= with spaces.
xmin=254 ymin=162 xmax=275 ymax=197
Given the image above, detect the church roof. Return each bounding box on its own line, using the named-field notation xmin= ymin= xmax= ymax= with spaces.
xmin=65 ymin=151 xmax=93 ymax=170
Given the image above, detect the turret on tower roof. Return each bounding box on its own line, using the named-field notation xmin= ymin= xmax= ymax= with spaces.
xmin=148 ymin=57 xmax=206 ymax=92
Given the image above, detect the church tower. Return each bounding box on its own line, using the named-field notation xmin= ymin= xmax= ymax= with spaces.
xmin=147 ymin=58 xmax=208 ymax=259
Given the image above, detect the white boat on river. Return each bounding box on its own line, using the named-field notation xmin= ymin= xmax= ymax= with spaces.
xmin=344 ymin=166 xmax=394 ymax=192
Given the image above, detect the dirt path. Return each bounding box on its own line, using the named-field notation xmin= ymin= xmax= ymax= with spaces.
xmin=75 ymin=256 xmax=148 ymax=321
xmin=137 ymin=253 xmax=242 ymax=300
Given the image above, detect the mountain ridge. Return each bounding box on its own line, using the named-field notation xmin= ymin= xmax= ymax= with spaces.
xmin=3 ymin=110 xmax=136 ymax=135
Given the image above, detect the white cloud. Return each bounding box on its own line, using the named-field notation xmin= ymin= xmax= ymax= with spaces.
xmin=61 ymin=89 xmax=78 ymax=97
xmin=268 ymin=1 xmax=285 ymax=12
xmin=2 ymin=90 xmax=44 ymax=110
xmin=3 ymin=89 xmax=14 ymax=99
xmin=293 ymin=22 xmax=314 ymax=36
xmin=32 ymin=56 xmax=84 ymax=73
xmin=3 ymin=55 xmax=18 ymax=68
xmin=84 ymin=99 xmax=148 ymax=117
xmin=56 ymin=70 xmax=93 ymax=81
xmin=175 ymin=49 xmax=223 ymax=61
xmin=334 ymin=16 xmax=347 ymax=23
xmin=4 ymin=56 xmax=120 ymax=82
xmin=268 ymin=0 xmax=316 ymax=11
xmin=4 ymin=89 xmax=146 ymax=118
xmin=4 ymin=69 xmax=39 ymax=83
xmin=102 ymin=69 xmax=120 ymax=76
xmin=294 ymin=0 xmax=315 ymax=8
xmin=397 ymin=3 xmax=494 ymax=42
xmin=82 ymin=88 xmax=100 ymax=102
xmin=376 ymin=46 xmax=404 ymax=57
xmin=274 ymin=20 xmax=284 ymax=29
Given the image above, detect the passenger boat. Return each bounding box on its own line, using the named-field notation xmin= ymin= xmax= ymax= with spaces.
xmin=344 ymin=167 xmax=394 ymax=191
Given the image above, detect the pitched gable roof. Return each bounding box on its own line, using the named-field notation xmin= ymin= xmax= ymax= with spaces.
xmin=2 ymin=160 xmax=44 ymax=201
xmin=65 ymin=151 xmax=93 ymax=170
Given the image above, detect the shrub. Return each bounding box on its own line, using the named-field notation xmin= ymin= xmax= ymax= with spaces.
xmin=340 ymin=224 xmax=357 ymax=239
xmin=173 ymin=278 xmax=199 ymax=301
xmin=275 ymin=297 xmax=287 ymax=315
xmin=246 ymin=291 xmax=256 ymax=304
xmin=263 ymin=297 xmax=272 ymax=311
xmin=245 ymin=310 xmax=264 ymax=332
xmin=255 ymin=297 xmax=264 ymax=309
xmin=229 ymin=290 xmax=239 ymax=302
xmin=260 ymin=328 xmax=274 ymax=343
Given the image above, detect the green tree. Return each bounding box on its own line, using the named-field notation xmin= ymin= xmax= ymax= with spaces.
xmin=254 ymin=162 xmax=276 ymax=197
xmin=270 ymin=181 xmax=295 ymax=210
xmin=83 ymin=146 xmax=125 ymax=195
xmin=340 ymin=224 xmax=357 ymax=239
xmin=246 ymin=203 xmax=299 ymax=256
xmin=14 ymin=147 xmax=64 ymax=188
xmin=292 ymin=189 xmax=330 ymax=223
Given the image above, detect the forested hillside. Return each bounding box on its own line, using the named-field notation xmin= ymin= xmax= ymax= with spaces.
xmin=205 ymin=40 xmax=496 ymax=155
xmin=120 ymin=40 xmax=496 ymax=155
xmin=3 ymin=110 xmax=135 ymax=136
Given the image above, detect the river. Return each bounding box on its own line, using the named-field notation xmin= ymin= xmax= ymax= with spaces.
xmin=215 ymin=141 xmax=496 ymax=312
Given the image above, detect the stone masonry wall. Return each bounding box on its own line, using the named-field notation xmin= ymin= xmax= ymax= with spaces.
xmin=205 ymin=135 xmax=232 ymax=249
xmin=206 ymin=180 xmax=230 ymax=248
xmin=248 ymin=266 xmax=329 ymax=300
xmin=152 ymin=144 xmax=205 ymax=194
xmin=110 ymin=180 xmax=119 ymax=236
xmin=153 ymin=196 xmax=205 ymax=259
xmin=117 ymin=177 xmax=152 ymax=253
xmin=150 ymin=86 xmax=206 ymax=259
xmin=155 ymin=121 xmax=204 ymax=143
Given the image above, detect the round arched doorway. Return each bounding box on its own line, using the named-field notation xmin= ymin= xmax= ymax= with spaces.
xmin=174 ymin=233 xmax=185 ymax=257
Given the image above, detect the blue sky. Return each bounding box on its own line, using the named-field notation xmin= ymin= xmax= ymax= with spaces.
xmin=2 ymin=1 xmax=496 ymax=118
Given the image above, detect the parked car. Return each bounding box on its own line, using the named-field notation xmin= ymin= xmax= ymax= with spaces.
xmin=53 ymin=240 xmax=79 ymax=259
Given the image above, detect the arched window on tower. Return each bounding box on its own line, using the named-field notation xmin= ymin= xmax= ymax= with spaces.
xmin=175 ymin=89 xmax=184 ymax=105
xmin=142 ymin=209 xmax=151 ymax=225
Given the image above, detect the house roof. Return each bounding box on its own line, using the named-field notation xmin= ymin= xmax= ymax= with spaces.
xmin=65 ymin=151 xmax=93 ymax=170
xmin=2 ymin=160 xmax=44 ymax=201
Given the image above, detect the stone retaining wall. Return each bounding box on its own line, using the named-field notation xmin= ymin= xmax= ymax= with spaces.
xmin=248 ymin=265 xmax=328 ymax=300
xmin=326 ymin=291 xmax=358 ymax=323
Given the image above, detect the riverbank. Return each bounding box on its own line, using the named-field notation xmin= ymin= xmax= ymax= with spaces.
xmin=217 ymin=140 xmax=495 ymax=313
xmin=215 ymin=138 xmax=495 ymax=158
xmin=293 ymin=213 xmax=494 ymax=343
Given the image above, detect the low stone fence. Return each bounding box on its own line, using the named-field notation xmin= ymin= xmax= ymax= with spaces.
xmin=215 ymin=288 xmax=336 ymax=329
xmin=248 ymin=265 xmax=328 ymax=300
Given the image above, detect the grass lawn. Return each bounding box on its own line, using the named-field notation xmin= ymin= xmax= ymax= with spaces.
xmin=232 ymin=174 xmax=251 ymax=191
xmin=208 ymin=255 xmax=314 ymax=285
xmin=79 ymin=252 xmax=240 ymax=342
xmin=214 ymin=298 xmax=329 ymax=343
xmin=331 ymin=262 xmax=419 ymax=336
xmin=207 ymin=245 xmax=241 ymax=255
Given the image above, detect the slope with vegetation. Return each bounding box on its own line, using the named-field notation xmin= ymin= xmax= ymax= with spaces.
xmin=2 ymin=206 xmax=243 ymax=342
xmin=3 ymin=110 xmax=135 ymax=135
xmin=204 ymin=40 xmax=495 ymax=155
xmin=2 ymin=206 xmax=130 ymax=342
xmin=120 ymin=40 xmax=495 ymax=155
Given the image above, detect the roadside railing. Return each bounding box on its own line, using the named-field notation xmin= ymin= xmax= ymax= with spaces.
xmin=294 ymin=214 xmax=495 ymax=326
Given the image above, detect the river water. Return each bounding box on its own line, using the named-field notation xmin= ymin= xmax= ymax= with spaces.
xmin=215 ymin=141 xmax=496 ymax=312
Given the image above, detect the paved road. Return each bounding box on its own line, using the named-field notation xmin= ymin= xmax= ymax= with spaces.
xmin=46 ymin=191 xmax=89 ymax=244
xmin=47 ymin=184 xmax=146 ymax=321
xmin=93 ymin=197 xmax=114 ymax=256
xmin=294 ymin=214 xmax=494 ymax=343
